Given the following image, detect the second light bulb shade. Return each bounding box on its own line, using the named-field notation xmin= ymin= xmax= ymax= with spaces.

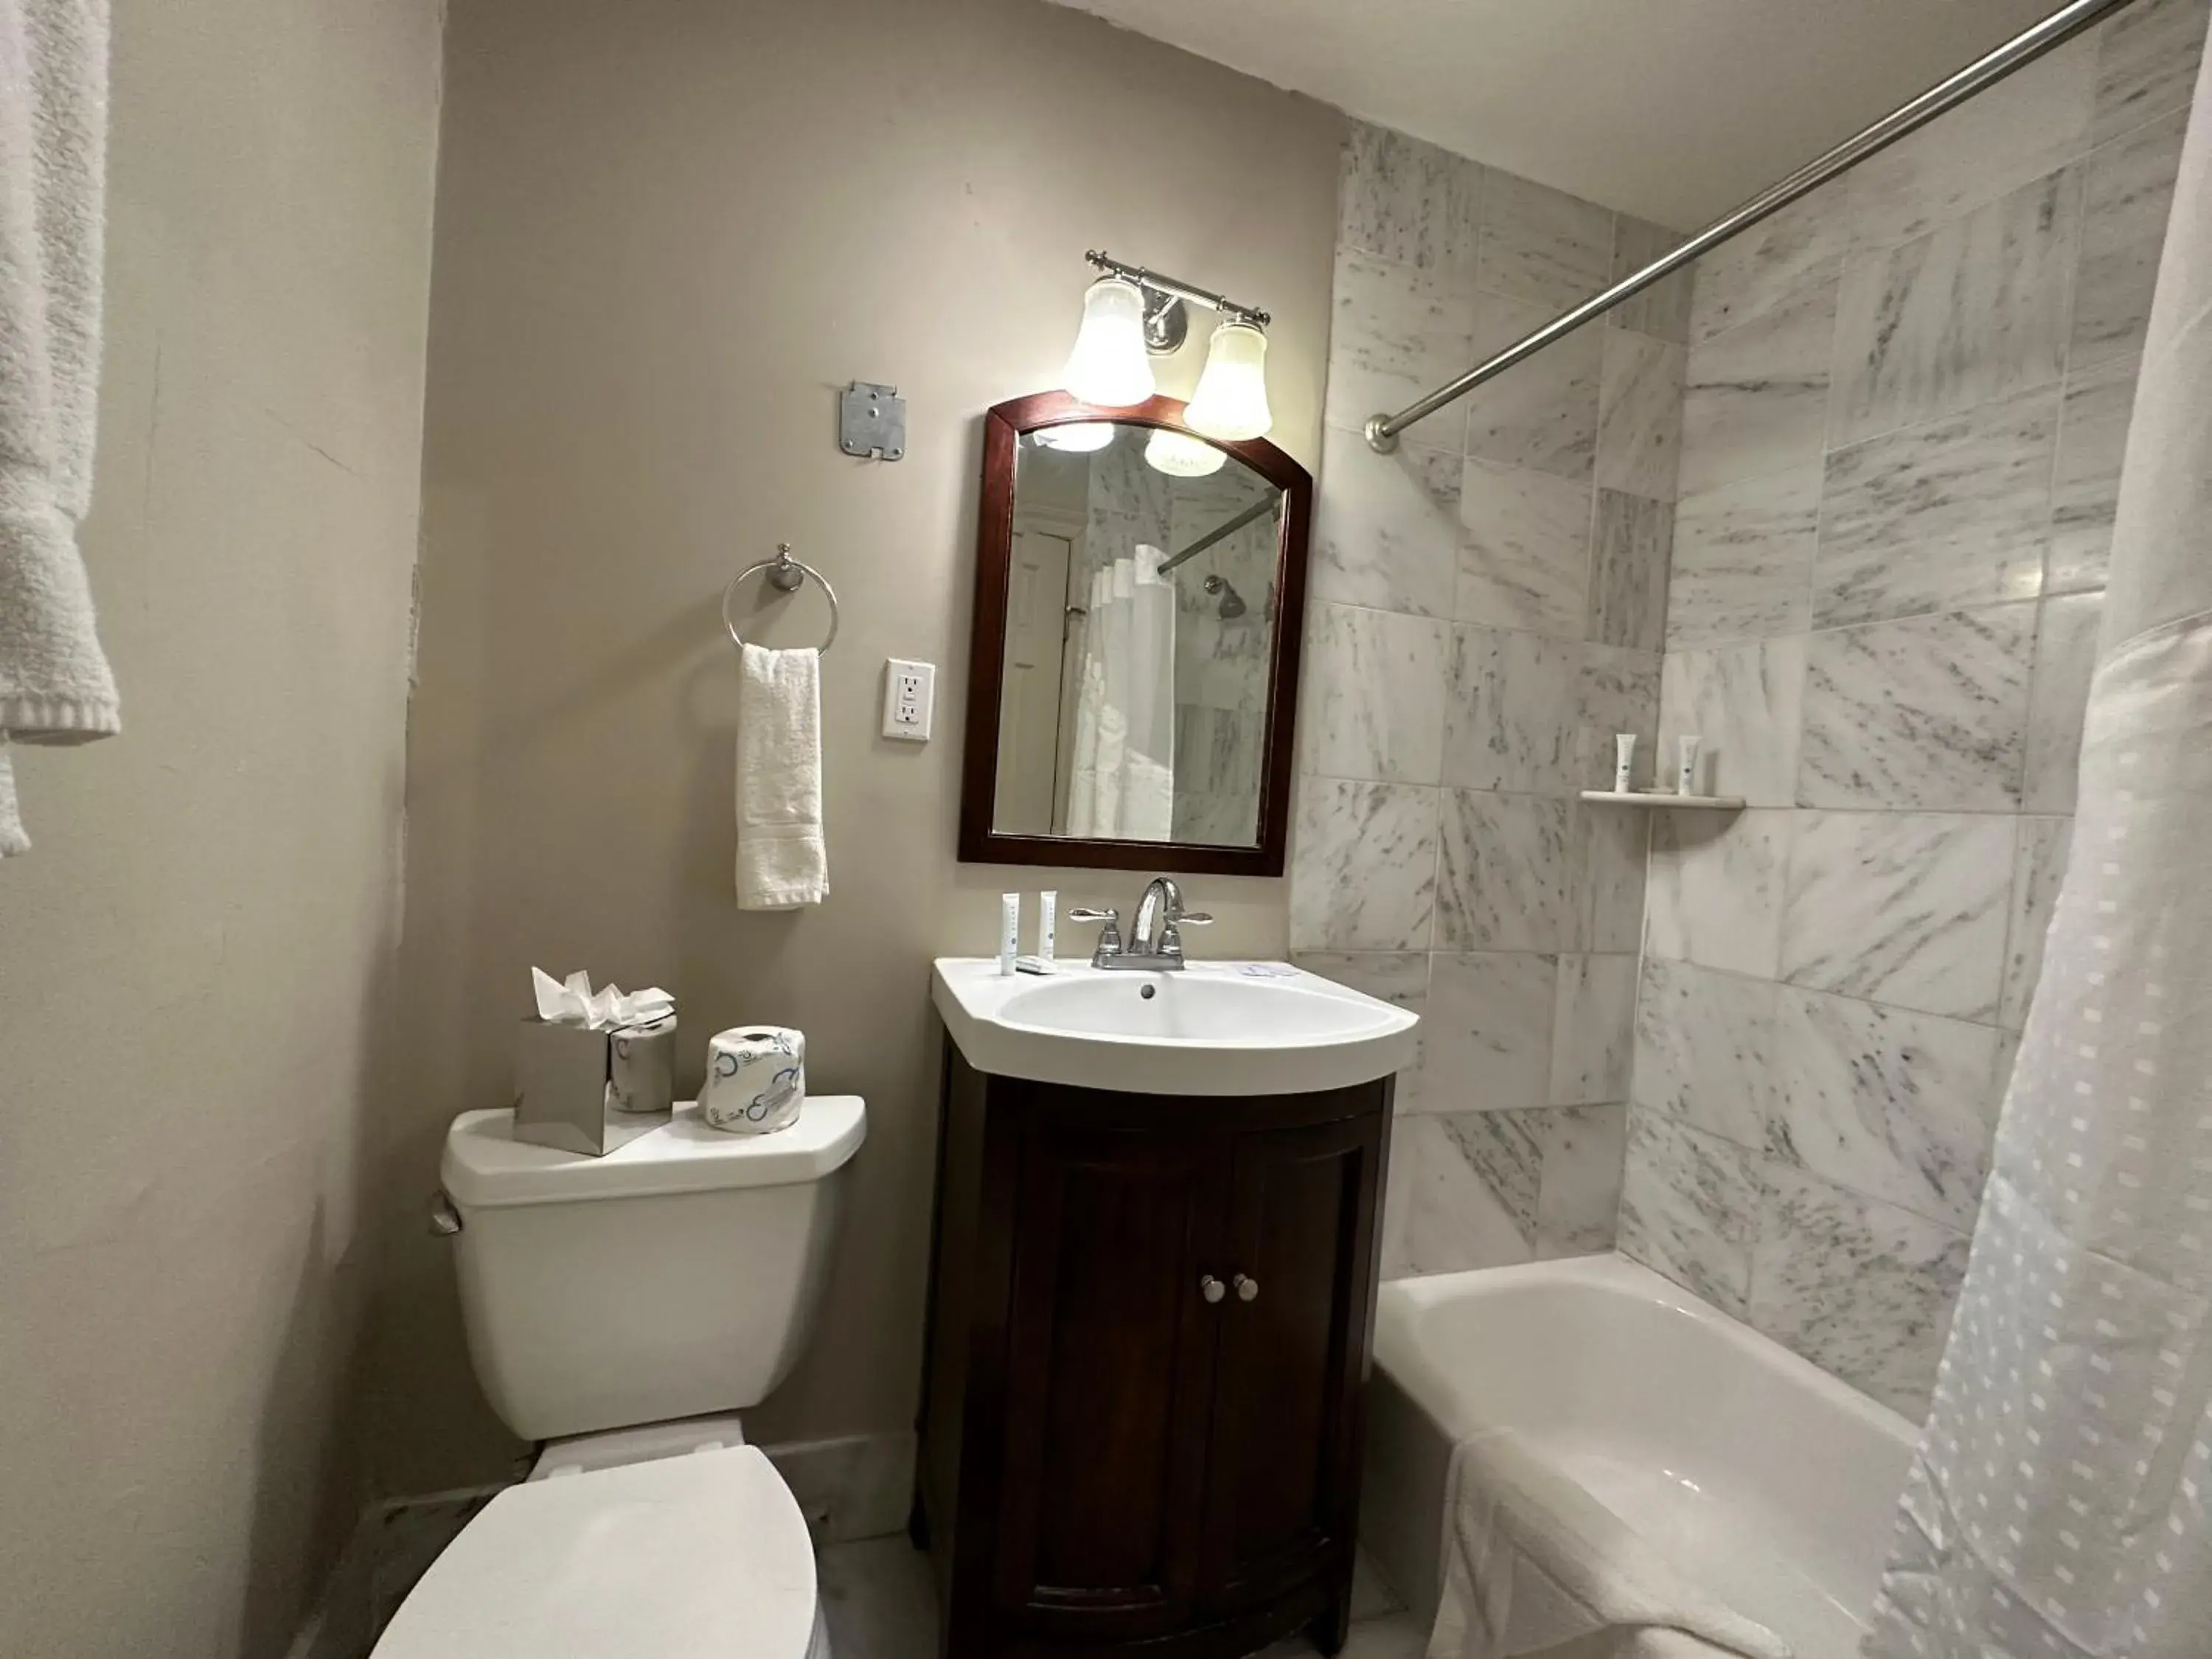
xmin=1144 ymin=427 xmax=1227 ymax=477
xmin=1184 ymin=320 xmax=1273 ymax=441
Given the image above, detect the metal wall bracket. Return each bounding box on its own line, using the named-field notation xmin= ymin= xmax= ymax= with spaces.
xmin=839 ymin=381 xmax=906 ymax=461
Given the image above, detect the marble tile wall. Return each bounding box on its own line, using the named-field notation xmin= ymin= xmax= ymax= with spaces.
xmin=1294 ymin=120 xmax=1687 ymax=1281
xmin=1624 ymin=0 xmax=2209 ymax=1420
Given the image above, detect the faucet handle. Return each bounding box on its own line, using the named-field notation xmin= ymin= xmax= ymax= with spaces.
xmin=1068 ymin=907 xmax=1124 ymax=959
xmin=1179 ymin=912 xmax=1214 ymax=926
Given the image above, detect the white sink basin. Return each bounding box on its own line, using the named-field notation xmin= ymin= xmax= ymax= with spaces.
xmin=931 ymin=957 xmax=1419 ymax=1096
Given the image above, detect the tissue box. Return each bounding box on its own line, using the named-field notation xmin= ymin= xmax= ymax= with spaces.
xmin=512 ymin=1015 xmax=678 ymax=1156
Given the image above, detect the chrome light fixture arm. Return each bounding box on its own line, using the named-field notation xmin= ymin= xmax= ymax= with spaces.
xmin=1086 ymin=248 xmax=1270 ymax=341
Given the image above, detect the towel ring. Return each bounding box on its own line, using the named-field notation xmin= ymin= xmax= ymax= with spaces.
xmin=723 ymin=542 xmax=840 ymax=653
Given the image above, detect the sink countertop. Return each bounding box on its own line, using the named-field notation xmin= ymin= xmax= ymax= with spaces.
xmin=931 ymin=956 xmax=1419 ymax=1097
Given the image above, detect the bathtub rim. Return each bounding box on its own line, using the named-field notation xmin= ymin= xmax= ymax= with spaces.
xmin=1372 ymin=1252 xmax=1918 ymax=1452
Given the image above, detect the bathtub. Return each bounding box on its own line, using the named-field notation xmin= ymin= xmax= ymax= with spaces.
xmin=1360 ymin=1255 xmax=1916 ymax=1659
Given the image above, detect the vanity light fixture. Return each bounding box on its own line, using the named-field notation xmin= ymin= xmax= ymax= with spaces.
xmin=1183 ymin=320 xmax=1272 ymax=442
xmin=1062 ymin=277 xmax=1156 ymax=408
xmin=1143 ymin=427 xmax=1228 ymax=478
xmin=1064 ymin=251 xmax=1273 ymax=439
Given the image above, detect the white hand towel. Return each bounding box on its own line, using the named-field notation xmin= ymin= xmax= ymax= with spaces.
xmin=0 ymin=746 xmax=26 ymax=857
xmin=0 ymin=0 xmax=120 ymax=858
xmin=736 ymin=642 xmax=827 ymax=909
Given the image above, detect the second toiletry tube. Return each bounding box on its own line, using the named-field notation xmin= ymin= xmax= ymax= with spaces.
xmin=1677 ymin=735 xmax=1702 ymax=796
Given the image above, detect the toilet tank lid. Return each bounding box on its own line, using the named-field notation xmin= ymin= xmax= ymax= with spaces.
xmin=442 ymin=1097 xmax=865 ymax=1208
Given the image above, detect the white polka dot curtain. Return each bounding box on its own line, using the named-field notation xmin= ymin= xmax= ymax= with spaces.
xmin=1865 ymin=39 xmax=2212 ymax=1659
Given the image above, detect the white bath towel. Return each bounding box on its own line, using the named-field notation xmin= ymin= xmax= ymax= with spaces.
xmin=735 ymin=643 xmax=826 ymax=909
xmin=0 ymin=0 xmax=119 ymax=858
xmin=1429 ymin=1433 xmax=1792 ymax=1659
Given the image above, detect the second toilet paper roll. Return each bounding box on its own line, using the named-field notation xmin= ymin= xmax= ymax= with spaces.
xmin=702 ymin=1026 xmax=806 ymax=1133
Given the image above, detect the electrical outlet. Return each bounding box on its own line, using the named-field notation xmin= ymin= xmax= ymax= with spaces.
xmin=883 ymin=658 xmax=934 ymax=741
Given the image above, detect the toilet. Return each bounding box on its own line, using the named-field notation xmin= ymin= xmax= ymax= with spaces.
xmin=372 ymin=1094 xmax=869 ymax=1659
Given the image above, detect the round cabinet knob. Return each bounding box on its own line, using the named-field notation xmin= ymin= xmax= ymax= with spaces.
xmin=1234 ymin=1274 xmax=1259 ymax=1304
xmin=1200 ymin=1275 xmax=1226 ymax=1304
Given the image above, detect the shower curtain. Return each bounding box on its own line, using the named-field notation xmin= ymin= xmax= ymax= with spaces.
xmin=1063 ymin=545 xmax=1175 ymax=841
xmin=1864 ymin=46 xmax=2212 ymax=1659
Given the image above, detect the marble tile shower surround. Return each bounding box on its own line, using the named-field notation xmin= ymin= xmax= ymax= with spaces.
xmin=1295 ymin=121 xmax=1687 ymax=1281
xmin=1622 ymin=0 xmax=2210 ymax=1422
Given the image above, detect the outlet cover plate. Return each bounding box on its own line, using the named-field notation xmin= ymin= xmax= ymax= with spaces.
xmin=883 ymin=658 xmax=934 ymax=741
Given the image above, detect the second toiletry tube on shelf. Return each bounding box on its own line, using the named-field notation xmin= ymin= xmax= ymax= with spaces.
xmin=1000 ymin=893 xmax=1019 ymax=975
xmin=1677 ymin=735 xmax=1702 ymax=796
xmin=1613 ymin=734 xmax=1637 ymax=793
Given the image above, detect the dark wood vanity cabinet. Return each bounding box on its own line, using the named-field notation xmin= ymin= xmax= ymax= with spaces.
xmin=914 ymin=1043 xmax=1392 ymax=1659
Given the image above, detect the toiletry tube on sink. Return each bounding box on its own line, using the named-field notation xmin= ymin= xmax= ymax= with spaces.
xmin=1000 ymin=893 xmax=1018 ymax=975
xmin=1613 ymin=734 xmax=1637 ymax=793
xmin=1039 ymin=890 xmax=1057 ymax=965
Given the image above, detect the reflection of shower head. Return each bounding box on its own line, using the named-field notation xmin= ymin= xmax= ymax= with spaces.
xmin=1202 ymin=574 xmax=1248 ymax=619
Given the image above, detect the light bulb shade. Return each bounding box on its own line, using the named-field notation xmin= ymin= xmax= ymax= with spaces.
xmin=1031 ymin=421 xmax=1116 ymax=453
xmin=1144 ymin=427 xmax=1228 ymax=478
xmin=1184 ymin=321 xmax=1273 ymax=441
xmin=1062 ymin=278 xmax=1155 ymax=408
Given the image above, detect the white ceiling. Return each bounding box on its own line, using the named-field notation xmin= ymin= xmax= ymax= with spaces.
xmin=1045 ymin=0 xmax=2061 ymax=227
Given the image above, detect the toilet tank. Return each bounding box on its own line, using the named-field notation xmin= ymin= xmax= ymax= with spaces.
xmin=438 ymin=1097 xmax=866 ymax=1442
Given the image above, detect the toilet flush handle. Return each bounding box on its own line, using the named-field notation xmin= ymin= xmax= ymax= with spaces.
xmin=428 ymin=1191 xmax=464 ymax=1237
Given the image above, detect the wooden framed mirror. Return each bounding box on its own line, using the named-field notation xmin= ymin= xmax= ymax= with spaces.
xmin=959 ymin=390 xmax=1312 ymax=876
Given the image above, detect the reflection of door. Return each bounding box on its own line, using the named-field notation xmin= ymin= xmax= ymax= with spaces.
xmin=995 ymin=515 xmax=1078 ymax=835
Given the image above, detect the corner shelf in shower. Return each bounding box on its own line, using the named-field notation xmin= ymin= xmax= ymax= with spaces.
xmin=1578 ymin=790 xmax=1747 ymax=810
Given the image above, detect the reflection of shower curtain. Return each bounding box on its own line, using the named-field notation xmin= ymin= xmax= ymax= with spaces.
xmin=1865 ymin=52 xmax=2212 ymax=1659
xmin=1064 ymin=545 xmax=1175 ymax=840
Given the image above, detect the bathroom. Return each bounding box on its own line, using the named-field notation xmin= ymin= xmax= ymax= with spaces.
xmin=2 ymin=0 xmax=2207 ymax=1654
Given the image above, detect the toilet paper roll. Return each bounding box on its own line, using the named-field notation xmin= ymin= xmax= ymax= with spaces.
xmin=608 ymin=1015 xmax=678 ymax=1116
xmin=701 ymin=1026 xmax=806 ymax=1133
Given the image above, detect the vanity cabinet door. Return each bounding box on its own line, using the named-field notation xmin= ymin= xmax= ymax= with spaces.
xmin=992 ymin=1124 xmax=1231 ymax=1641
xmin=1197 ymin=1111 xmax=1387 ymax=1621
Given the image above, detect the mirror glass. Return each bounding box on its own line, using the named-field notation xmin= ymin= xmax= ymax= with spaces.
xmin=992 ymin=422 xmax=1285 ymax=849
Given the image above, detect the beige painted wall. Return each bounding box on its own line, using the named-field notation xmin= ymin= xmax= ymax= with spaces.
xmin=378 ymin=0 xmax=1344 ymax=1492
xmin=0 ymin=1 xmax=444 ymax=1654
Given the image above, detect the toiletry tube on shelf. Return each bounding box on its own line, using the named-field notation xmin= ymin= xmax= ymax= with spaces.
xmin=1613 ymin=734 xmax=1637 ymax=793
xmin=1677 ymin=735 xmax=1702 ymax=796
xmin=1039 ymin=890 xmax=1057 ymax=964
xmin=1000 ymin=893 xmax=1019 ymax=975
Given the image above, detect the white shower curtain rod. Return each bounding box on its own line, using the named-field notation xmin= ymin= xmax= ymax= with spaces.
xmin=1364 ymin=0 xmax=2146 ymax=453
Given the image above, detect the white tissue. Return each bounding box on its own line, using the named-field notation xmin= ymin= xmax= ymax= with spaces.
xmin=530 ymin=967 xmax=676 ymax=1032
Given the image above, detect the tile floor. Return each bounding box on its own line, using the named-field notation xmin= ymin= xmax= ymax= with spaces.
xmin=817 ymin=1537 xmax=1428 ymax=1659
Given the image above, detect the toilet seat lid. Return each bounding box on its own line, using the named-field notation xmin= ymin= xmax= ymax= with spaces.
xmin=371 ymin=1445 xmax=818 ymax=1659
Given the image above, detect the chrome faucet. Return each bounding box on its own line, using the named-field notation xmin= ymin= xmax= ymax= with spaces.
xmin=1070 ymin=877 xmax=1212 ymax=970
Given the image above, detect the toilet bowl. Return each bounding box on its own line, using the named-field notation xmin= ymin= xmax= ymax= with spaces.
xmin=373 ymin=1096 xmax=867 ymax=1658
xmin=372 ymin=1441 xmax=829 ymax=1659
